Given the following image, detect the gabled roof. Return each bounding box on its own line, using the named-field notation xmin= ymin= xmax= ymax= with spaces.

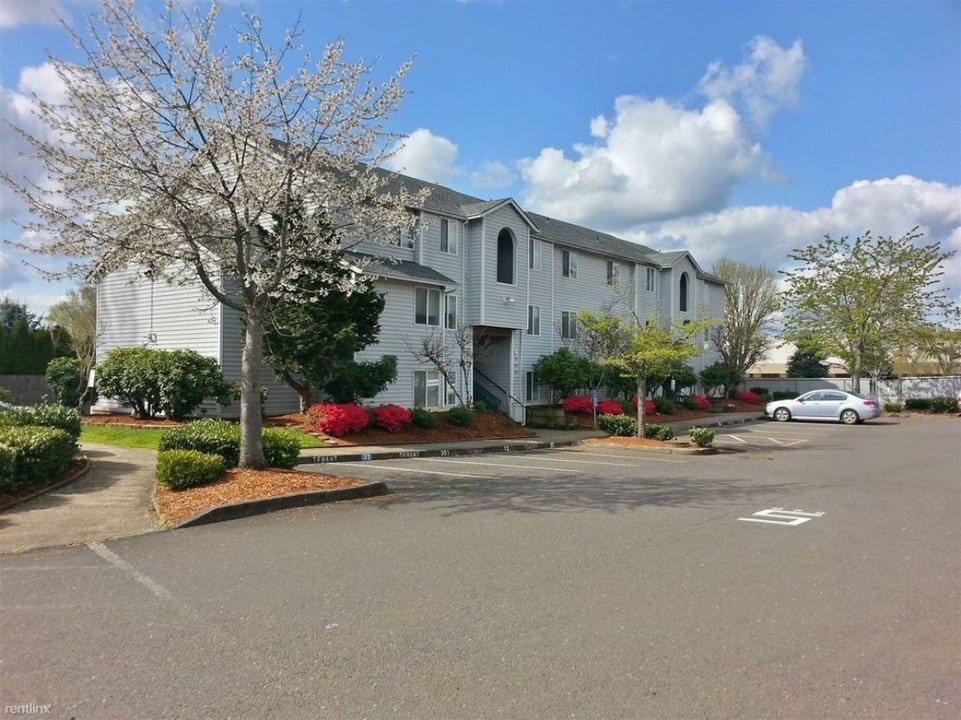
xmin=648 ymin=250 xmax=725 ymax=285
xmin=461 ymin=198 xmax=539 ymax=231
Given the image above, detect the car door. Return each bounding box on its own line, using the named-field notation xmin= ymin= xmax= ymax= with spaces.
xmin=793 ymin=391 xmax=822 ymax=419
xmin=818 ymin=391 xmax=848 ymax=420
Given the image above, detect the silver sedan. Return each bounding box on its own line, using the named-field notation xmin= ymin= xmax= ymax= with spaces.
xmin=765 ymin=390 xmax=882 ymax=425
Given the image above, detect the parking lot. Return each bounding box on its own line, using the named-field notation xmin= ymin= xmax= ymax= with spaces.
xmin=3 ymin=416 xmax=958 ymax=719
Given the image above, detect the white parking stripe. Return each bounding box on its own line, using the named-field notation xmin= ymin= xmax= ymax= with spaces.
xmin=337 ymin=462 xmax=496 ymax=479
xmin=420 ymin=458 xmax=580 ymax=473
xmin=557 ymin=451 xmax=686 ymax=464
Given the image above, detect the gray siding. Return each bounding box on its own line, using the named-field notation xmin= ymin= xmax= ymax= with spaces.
xmin=480 ymin=205 xmax=530 ymax=329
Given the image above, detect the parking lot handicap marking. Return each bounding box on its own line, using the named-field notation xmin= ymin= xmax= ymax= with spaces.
xmin=738 ymin=507 xmax=825 ymax=526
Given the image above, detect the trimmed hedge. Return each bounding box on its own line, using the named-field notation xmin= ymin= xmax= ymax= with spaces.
xmin=688 ymin=426 xmax=715 ymax=447
xmin=653 ymin=397 xmax=675 ymax=415
xmin=598 ymin=413 xmax=637 ymax=437
xmin=156 ymin=449 xmax=226 ymax=490
xmin=929 ymin=396 xmax=958 ymax=414
xmin=0 ymin=425 xmax=74 ymax=491
xmin=158 ymin=419 xmax=303 ymax=470
xmin=0 ymin=404 xmax=81 ymax=443
xmin=644 ymin=423 xmax=676 ymax=441
xmin=410 ymin=407 xmax=439 ymax=429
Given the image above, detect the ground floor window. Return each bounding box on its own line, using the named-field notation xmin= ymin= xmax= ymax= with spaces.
xmin=414 ymin=369 xmax=441 ymax=408
xmin=526 ymin=371 xmax=544 ymax=403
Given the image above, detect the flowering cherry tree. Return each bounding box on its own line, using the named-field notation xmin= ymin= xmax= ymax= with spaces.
xmin=3 ymin=0 xmax=422 ymax=467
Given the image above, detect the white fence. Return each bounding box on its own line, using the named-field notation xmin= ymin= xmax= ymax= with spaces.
xmin=744 ymin=376 xmax=961 ymax=405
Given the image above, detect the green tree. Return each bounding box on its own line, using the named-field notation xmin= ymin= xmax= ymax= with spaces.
xmin=699 ymin=361 xmax=740 ymax=398
xmin=782 ymin=228 xmax=956 ymax=392
xmin=577 ymin=310 xmax=708 ymax=436
xmin=46 ymin=285 xmax=97 ymax=404
xmin=263 ymin=252 xmax=390 ymax=411
xmin=786 ymin=340 xmax=828 ymax=378
xmin=4 ymin=1 xmax=420 ymax=468
xmin=532 ymin=347 xmax=592 ymax=400
xmin=46 ymin=356 xmax=83 ymax=408
xmin=0 ymin=297 xmax=39 ymax=330
xmin=711 ymin=259 xmax=780 ymax=386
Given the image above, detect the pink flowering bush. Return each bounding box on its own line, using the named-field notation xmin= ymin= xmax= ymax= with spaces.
xmin=563 ymin=395 xmax=594 ymax=415
xmin=735 ymin=390 xmax=762 ymax=405
xmin=373 ymin=404 xmax=412 ymax=433
xmin=595 ymin=399 xmax=625 ymax=415
xmin=692 ymin=394 xmax=710 ymax=410
xmin=630 ymin=396 xmax=657 ymax=415
xmin=310 ymin=403 xmax=369 ymax=437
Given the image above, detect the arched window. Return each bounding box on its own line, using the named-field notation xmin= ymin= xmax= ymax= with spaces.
xmin=679 ymin=272 xmax=689 ymax=312
xmin=496 ymin=229 xmax=515 ymax=284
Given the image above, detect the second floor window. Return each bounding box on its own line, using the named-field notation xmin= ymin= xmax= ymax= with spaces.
xmin=527 ymin=305 xmax=540 ymax=336
xmin=679 ymin=272 xmax=689 ymax=312
xmin=646 ymin=267 xmax=657 ymax=292
xmin=529 ymin=237 xmax=542 ymax=270
xmin=561 ymin=311 xmax=577 ymax=340
xmin=606 ymin=260 xmax=619 ymax=285
xmin=440 ymin=219 xmax=457 ymax=254
xmin=562 ymin=249 xmax=577 ymax=278
xmin=445 ymin=294 xmax=458 ymax=329
xmin=497 ymin=229 xmax=515 ymax=284
xmin=415 ymin=287 xmax=440 ymax=326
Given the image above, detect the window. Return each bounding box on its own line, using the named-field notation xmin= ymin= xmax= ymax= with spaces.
xmin=527 ymin=305 xmax=540 ymax=336
xmin=415 ymin=287 xmax=440 ymax=326
xmin=528 ymin=237 xmax=542 ymax=270
xmin=646 ymin=267 xmax=657 ymax=292
xmin=679 ymin=272 xmax=689 ymax=312
xmin=391 ymin=216 xmax=418 ymax=248
xmin=446 ymin=379 xmax=458 ymax=406
xmin=440 ymin=219 xmax=457 ymax=254
xmin=414 ymin=369 xmax=441 ymax=408
xmin=445 ymin=294 xmax=458 ymax=329
xmin=496 ymin=228 xmax=515 ymax=284
xmin=561 ymin=311 xmax=577 ymax=340
xmin=606 ymin=260 xmax=619 ymax=286
xmin=561 ymin=249 xmax=577 ymax=278
xmin=526 ymin=371 xmax=543 ymax=403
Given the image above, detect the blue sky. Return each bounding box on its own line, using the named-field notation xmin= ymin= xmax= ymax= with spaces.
xmin=2 ymin=0 xmax=960 ymax=316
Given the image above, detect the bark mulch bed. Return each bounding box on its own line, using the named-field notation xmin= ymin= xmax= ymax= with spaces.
xmin=153 ymin=468 xmax=363 ymax=526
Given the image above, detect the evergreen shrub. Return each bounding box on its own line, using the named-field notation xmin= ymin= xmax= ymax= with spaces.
xmin=156 ymin=449 xmax=226 ymax=490
xmin=447 ymin=405 xmax=475 ymax=427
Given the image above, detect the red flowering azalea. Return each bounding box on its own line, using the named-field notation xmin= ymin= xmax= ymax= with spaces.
xmin=692 ymin=394 xmax=710 ymax=410
xmin=596 ymin=399 xmax=624 ymax=415
xmin=563 ymin=395 xmax=594 ymax=415
xmin=735 ymin=390 xmax=761 ymax=405
xmin=311 ymin=403 xmax=369 ymax=437
xmin=374 ymin=404 xmax=412 ymax=433
xmin=630 ymin=396 xmax=657 ymax=415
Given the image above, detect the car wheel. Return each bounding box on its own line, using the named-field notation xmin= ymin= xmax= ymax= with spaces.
xmin=840 ymin=409 xmax=859 ymax=425
xmin=773 ymin=407 xmax=791 ymax=422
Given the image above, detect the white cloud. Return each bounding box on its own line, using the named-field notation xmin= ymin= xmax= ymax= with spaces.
xmin=384 ymin=128 xmax=460 ymax=184
xmin=700 ymin=36 xmax=807 ymax=128
xmin=623 ymin=175 xmax=961 ymax=307
xmin=0 ymin=62 xmax=71 ymax=222
xmin=470 ymin=160 xmax=516 ymax=189
xmin=0 ymin=250 xmax=27 ymax=288
xmin=519 ymin=95 xmax=766 ymax=227
xmin=0 ymin=0 xmax=91 ymax=28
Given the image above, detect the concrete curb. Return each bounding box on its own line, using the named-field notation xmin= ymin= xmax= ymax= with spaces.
xmin=300 ymin=437 xmax=587 ymax=464
xmin=582 ymin=440 xmax=719 ymax=455
xmin=171 ymin=481 xmax=390 ymax=529
xmin=0 ymin=455 xmax=92 ymax=512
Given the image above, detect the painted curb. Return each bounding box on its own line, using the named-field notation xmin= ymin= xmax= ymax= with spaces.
xmin=172 ymin=481 xmax=389 ymax=529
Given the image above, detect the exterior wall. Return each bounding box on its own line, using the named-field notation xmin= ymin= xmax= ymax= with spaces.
xmin=95 ymin=265 xmax=299 ymax=417
xmin=744 ymin=376 xmax=961 ymax=406
xmin=480 ymin=205 xmax=530 ymax=329
xmin=353 ymin=278 xmax=465 ymax=408
xmin=464 ymin=220 xmax=484 ymax=325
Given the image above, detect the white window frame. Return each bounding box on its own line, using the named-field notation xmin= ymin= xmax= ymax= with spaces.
xmin=606 ymin=260 xmax=619 ymax=286
xmin=561 ymin=311 xmax=577 ymax=340
xmin=562 ymin=249 xmax=578 ymax=279
xmin=414 ymin=287 xmax=441 ymax=326
xmin=527 ymin=305 xmax=541 ymax=336
xmin=529 ymin=237 xmax=542 ymax=270
xmin=440 ymin=218 xmax=457 ymax=254
xmin=413 ymin=369 xmax=441 ymax=408
xmin=526 ymin=371 xmax=543 ymax=403
xmin=445 ymin=294 xmax=458 ymax=330
xmin=646 ymin=267 xmax=657 ymax=292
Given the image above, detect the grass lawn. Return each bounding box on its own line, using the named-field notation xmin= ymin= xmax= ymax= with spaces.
xmin=80 ymin=425 xmax=325 ymax=450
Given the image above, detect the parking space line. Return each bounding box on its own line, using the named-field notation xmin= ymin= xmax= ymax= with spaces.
xmin=419 ymin=458 xmax=580 ymax=473
xmin=554 ymin=451 xmax=686 ymax=465
xmin=337 ymin=462 xmax=496 ymax=479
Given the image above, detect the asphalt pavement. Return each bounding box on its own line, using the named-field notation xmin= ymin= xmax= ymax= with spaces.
xmin=0 ymin=412 xmax=762 ymax=553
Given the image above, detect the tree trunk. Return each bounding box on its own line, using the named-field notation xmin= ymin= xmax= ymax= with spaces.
xmin=239 ymin=302 xmax=266 ymax=469
xmin=635 ymin=377 xmax=646 ymax=438
xmin=280 ymin=369 xmax=312 ymax=413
